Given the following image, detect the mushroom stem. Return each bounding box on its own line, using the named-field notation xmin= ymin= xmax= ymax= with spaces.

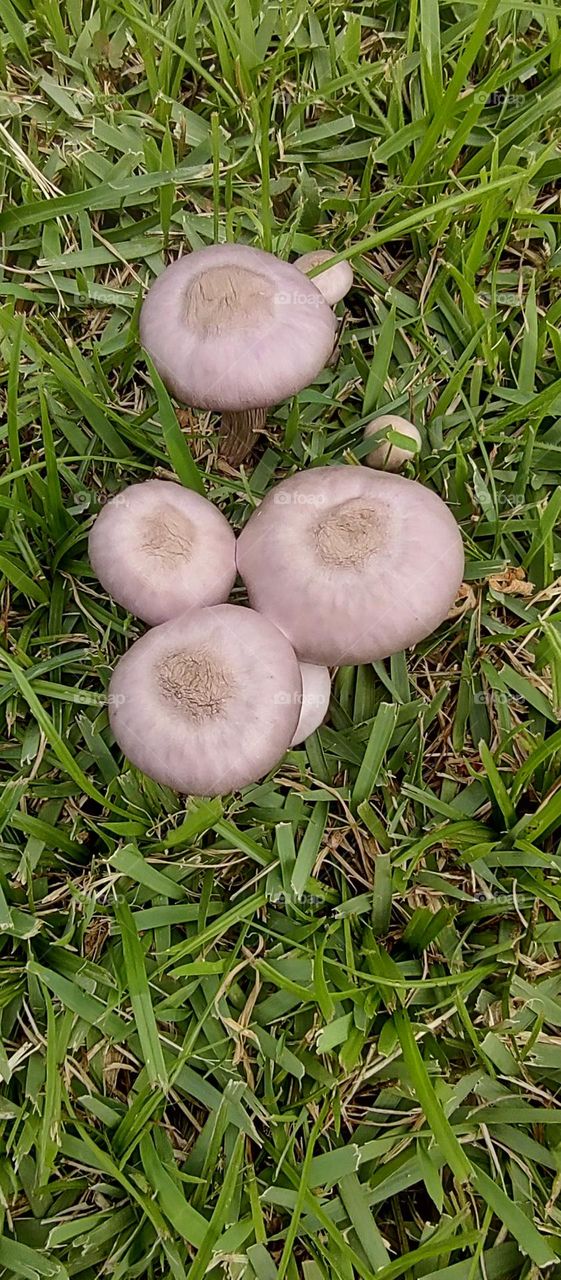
xmin=220 ymin=408 xmax=268 ymax=466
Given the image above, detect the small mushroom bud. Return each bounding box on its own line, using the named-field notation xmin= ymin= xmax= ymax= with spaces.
xmin=109 ymin=605 xmax=303 ymax=795
xmin=237 ymin=466 xmax=464 ymax=666
xmin=364 ymin=415 xmax=422 ymax=472
xmin=291 ymin=663 xmax=331 ymax=746
xmin=139 ymin=244 xmax=337 ymax=466
xmin=88 ymin=479 xmax=236 ymax=625
xmin=294 ymin=249 xmax=353 ymax=306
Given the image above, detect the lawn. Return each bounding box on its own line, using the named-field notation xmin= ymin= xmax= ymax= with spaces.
xmin=2 ymin=0 xmax=561 ymax=1276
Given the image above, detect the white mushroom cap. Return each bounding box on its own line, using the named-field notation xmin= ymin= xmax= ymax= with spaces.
xmin=109 ymin=605 xmax=302 ymax=796
xmin=291 ymin=663 xmax=331 ymax=746
xmin=236 ymin=466 xmax=464 ymax=666
xmin=294 ymin=249 xmax=353 ymax=306
xmin=89 ymin=480 xmax=236 ymax=626
xmin=139 ymin=243 xmax=337 ymax=412
xmin=364 ymin=415 xmax=422 ymax=472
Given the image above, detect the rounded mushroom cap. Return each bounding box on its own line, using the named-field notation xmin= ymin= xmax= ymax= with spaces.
xmin=88 ymin=479 xmax=236 ymax=626
xmin=294 ymin=249 xmax=353 ymax=306
xmin=236 ymin=466 xmax=464 ymax=666
xmin=109 ymin=604 xmax=302 ymax=796
xmin=364 ymin=415 xmax=422 ymax=472
xmin=139 ymin=243 xmax=337 ymax=412
xmin=291 ymin=663 xmax=331 ymax=746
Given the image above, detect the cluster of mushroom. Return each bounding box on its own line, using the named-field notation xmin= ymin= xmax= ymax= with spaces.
xmin=88 ymin=242 xmax=464 ymax=797
xmin=138 ymin=238 xmax=424 ymax=472
xmin=90 ymin=479 xmax=330 ymax=795
xmin=90 ymin=465 xmax=463 ymax=797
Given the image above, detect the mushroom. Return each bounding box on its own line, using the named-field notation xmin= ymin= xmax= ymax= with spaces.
xmin=139 ymin=243 xmax=337 ymax=466
xmin=109 ymin=604 xmax=302 ymax=795
xmin=88 ymin=479 xmax=236 ymax=626
xmin=236 ymin=466 xmax=464 ymax=666
xmin=294 ymin=249 xmax=353 ymax=306
xmin=364 ymin=415 xmax=422 ymax=472
xmin=291 ymin=663 xmax=331 ymax=746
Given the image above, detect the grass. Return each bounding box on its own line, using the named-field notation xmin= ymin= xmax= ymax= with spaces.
xmin=1 ymin=0 xmax=561 ymax=1276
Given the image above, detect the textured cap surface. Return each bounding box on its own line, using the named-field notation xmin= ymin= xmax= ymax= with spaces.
xmin=89 ymin=479 xmax=236 ymax=625
xmin=237 ymin=466 xmax=464 ymax=665
xmin=140 ymin=243 xmax=337 ymax=411
xmin=109 ymin=604 xmax=302 ymax=795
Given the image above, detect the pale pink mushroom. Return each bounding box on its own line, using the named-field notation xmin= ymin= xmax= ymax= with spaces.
xmin=140 ymin=243 xmax=337 ymax=464
xmin=237 ymin=466 xmax=464 ymax=666
xmin=291 ymin=663 xmax=331 ymax=745
xmin=294 ymin=249 xmax=353 ymax=306
xmin=89 ymin=479 xmax=236 ymax=626
xmin=364 ymin=415 xmax=422 ymax=472
xmin=109 ymin=605 xmax=302 ymax=795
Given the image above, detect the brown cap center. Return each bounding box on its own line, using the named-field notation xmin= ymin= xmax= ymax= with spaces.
xmin=314 ymin=499 xmax=386 ymax=567
xmin=184 ymin=265 xmax=274 ymax=335
xmin=141 ymin=507 xmax=194 ymax=565
xmin=157 ymin=647 xmax=234 ymax=723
